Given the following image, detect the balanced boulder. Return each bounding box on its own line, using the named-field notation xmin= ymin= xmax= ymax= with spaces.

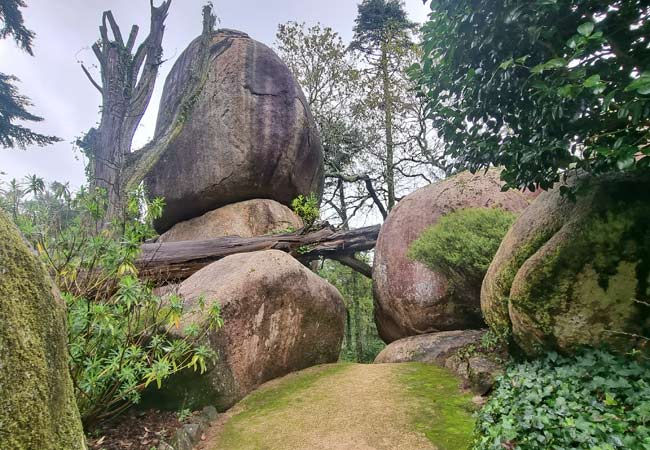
xmin=144 ymin=29 xmax=323 ymax=232
xmin=152 ymin=250 xmax=345 ymax=411
xmin=482 ymin=172 xmax=650 ymax=355
xmin=373 ymin=169 xmax=530 ymax=343
xmin=158 ymin=199 xmax=303 ymax=243
xmin=0 ymin=211 xmax=86 ymax=450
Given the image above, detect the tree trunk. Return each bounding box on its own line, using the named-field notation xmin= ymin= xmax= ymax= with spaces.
xmin=353 ymin=271 xmax=363 ymax=361
xmin=81 ymin=1 xmax=172 ymax=223
xmin=136 ymin=224 xmax=380 ymax=283
xmin=345 ymin=308 xmax=353 ymax=356
xmin=380 ymin=42 xmax=395 ymax=211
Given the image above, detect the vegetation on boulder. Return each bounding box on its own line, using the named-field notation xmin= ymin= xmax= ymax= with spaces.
xmin=408 ymin=208 xmax=516 ymax=289
xmin=482 ymin=173 xmax=650 ymax=356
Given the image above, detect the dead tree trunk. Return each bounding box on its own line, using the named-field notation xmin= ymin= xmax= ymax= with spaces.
xmin=136 ymin=224 xmax=380 ymax=283
xmin=81 ymin=0 xmax=171 ymax=222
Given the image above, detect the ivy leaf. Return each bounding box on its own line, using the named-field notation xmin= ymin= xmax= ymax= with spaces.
xmin=577 ymin=22 xmax=594 ymax=37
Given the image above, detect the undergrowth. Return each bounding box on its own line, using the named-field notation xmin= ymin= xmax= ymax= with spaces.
xmin=473 ymin=350 xmax=650 ymax=450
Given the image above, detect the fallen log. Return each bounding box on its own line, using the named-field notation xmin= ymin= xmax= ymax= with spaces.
xmin=136 ymin=224 xmax=380 ymax=283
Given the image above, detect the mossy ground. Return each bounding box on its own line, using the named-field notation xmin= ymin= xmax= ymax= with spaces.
xmin=399 ymin=363 xmax=476 ymax=450
xmin=205 ymin=362 xmax=475 ymax=450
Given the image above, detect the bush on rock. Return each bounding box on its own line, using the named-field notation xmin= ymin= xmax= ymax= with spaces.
xmin=409 ymin=207 xmax=516 ymax=291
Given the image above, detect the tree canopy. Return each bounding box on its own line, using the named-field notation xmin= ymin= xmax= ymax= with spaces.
xmin=417 ymin=0 xmax=650 ymax=192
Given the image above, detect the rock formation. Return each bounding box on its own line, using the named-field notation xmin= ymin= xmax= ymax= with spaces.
xmin=158 ymin=199 xmax=303 ymax=243
xmin=482 ymin=172 xmax=650 ymax=355
xmin=143 ymin=29 xmax=324 ymax=233
xmin=0 ymin=211 xmax=86 ymax=450
xmin=149 ymin=250 xmax=345 ymax=411
xmin=373 ymin=169 xmax=531 ymax=343
xmin=374 ymin=330 xmax=502 ymax=394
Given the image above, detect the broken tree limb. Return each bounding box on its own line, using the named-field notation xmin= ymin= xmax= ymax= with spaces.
xmin=332 ymin=255 xmax=373 ymax=278
xmin=136 ymin=224 xmax=380 ymax=283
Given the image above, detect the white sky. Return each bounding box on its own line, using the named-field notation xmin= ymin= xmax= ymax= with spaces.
xmin=0 ymin=0 xmax=431 ymax=188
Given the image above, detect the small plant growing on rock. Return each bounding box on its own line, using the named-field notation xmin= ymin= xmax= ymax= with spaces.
xmin=291 ymin=193 xmax=320 ymax=230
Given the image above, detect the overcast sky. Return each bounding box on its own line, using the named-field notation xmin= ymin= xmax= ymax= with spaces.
xmin=0 ymin=0 xmax=431 ymax=188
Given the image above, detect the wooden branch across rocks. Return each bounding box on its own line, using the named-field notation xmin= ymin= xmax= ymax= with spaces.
xmin=136 ymin=224 xmax=380 ymax=283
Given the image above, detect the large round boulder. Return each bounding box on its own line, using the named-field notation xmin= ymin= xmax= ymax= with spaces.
xmin=482 ymin=172 xmax=650 ymax=355
xmin=0 ymin=212 xmax=86 ymax=450
xmin=158 ymin=199 xmax=303 ymax=243
xmin=144 ymin=29 xmax=323 ymax=233
xmin=150 ymin=250 xmax=345 ymax=411
xmin=373 ymin=170 xmax=531 ymax=343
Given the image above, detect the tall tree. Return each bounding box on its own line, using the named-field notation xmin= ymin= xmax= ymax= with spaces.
xmin=418 ymin=0 xmax=650 ymax=192
xmin=276 ymin=22 xmax=380 ymax=226
xmin=350 ymin=0 xmax=416 ymax=211
xmin=0 ymin=0 xmax=60 ymax=149
xmin=80 ymin=0 xmax=171 ymax=222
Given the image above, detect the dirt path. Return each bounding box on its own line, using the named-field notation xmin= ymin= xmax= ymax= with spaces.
xmin=198 ymin=363 xmax=475 ymax=450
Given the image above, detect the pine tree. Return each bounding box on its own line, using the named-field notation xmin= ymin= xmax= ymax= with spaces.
xmin=350 ymin=0 xmax=415 ymax=211
xmin=0 ymin=0 xmax=60 ymax=149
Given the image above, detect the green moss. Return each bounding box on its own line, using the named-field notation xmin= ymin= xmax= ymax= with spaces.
xmin=398 ymin=363 xmax=476 ymax=450
xmin=0 ymin=211 xmax=86 ymax=450
xmin=217 ymin=364 xmax=349 ymax=447
xmin=485 ymin=229 xmax=557 ymax=333
xmin=509 ymin=195 xmax=650 ymax=354
xmin=408 ymin=207 xmax=516 ymax=289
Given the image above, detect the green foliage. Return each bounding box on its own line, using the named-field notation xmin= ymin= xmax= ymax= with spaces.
xmin=417 ymin=1 xmax=650 ymax=192
xmin=291 ymin=193 xmax=320 ymax=230
xmin=351 ymin=0 xmax=415 ymax=54
xmin=176 ymin=408 xmax=192 ymax=422
xmin=318 ymin=259 xmax=385 ymax=363
xmin=0 ymin=0 xmax=35 ymax=53
xmin=408 ymin=208 xmax=516 ymax=286
xmin=473 ymin=350 xmax=650 ymax=450
xmin=8 ymin=184 xmax=224 ymax=428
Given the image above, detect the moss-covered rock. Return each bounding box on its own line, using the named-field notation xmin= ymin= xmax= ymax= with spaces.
xmin=0 ymin=211 xmax=86 ymax=450
xmin=481 ymin=172 xmax=650 ymax=355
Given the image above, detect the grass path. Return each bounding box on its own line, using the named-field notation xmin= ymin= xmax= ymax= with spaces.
xmin=198 ymin=363 xmax=476 ymax=450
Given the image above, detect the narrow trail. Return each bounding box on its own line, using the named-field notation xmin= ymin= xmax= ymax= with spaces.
xmin=198 ymin=363 xmax=476 ymax=450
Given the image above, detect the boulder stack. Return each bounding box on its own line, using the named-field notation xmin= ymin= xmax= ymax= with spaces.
xmin=144 ymin=29 xmax=323 ymax=233
xmin=139 ymin=30 xmax=344 ymax=413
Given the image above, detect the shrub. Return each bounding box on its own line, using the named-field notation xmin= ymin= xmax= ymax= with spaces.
xmin=37 ymin=187 xmax=223 ymax=427
xmin=291 ymin=193 xmax=320 ymax=230
xmin=473 ymin=350 xmax=650 ymax=450
xmin=408 ymin=207 xmax=516 ymax=286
